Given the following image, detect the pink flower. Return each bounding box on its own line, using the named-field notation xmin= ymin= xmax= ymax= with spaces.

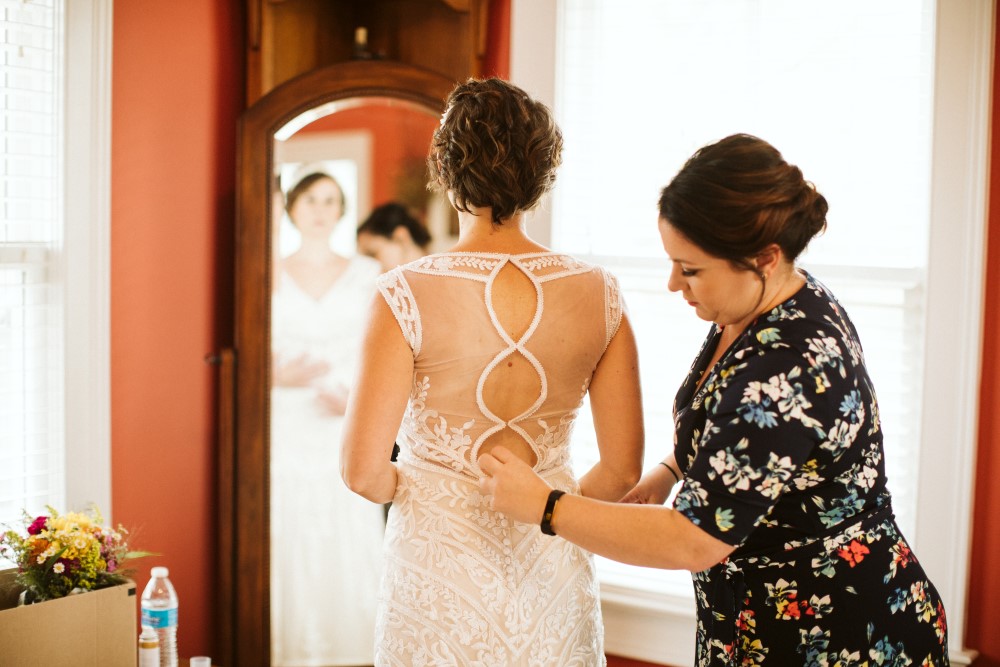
xmin=27 ymin=516 xmax=48 ymax=535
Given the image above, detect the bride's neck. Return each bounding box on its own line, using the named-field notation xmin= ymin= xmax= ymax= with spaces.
xmin=292 ymin=235 xmax=340 ymax=263
xmin=449 ymin=207 xmax=548 ymax=253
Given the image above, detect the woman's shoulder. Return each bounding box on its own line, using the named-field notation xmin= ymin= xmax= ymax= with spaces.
xmin=735 ymin=272 xmax=866 ymax=380
xmin=754 ymin=273 xmax=853 ymax=338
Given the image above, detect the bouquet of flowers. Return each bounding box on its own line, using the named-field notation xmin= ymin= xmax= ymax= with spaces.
xmin=0 ymin=506 xmax=151 ymax=604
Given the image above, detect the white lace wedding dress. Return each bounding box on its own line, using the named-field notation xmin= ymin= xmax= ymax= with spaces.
xmin=374 ymin=251 xmax=622 ymax=666
xmin=270 ymin=255 xmax=386 ymax=667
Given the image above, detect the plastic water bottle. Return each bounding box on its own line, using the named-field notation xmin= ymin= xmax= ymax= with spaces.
xmin=138 ymin=625 xmax=160 ymax=667
xmin=140 ymin=566 xmax=178 ymax=667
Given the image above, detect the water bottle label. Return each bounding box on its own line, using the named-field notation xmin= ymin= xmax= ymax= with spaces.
xmin=141 ymin=607 xmax=178 ymax=628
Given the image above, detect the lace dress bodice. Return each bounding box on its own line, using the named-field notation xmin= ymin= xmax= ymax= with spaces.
xmin=373 ymin=252 xmax=621 ymax=666
xmin=378 ymin=251 xmax=623 ymax=478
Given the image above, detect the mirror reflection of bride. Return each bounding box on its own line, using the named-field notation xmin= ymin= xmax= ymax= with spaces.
xmin=269 ymin=170 xmax=384 ymax=666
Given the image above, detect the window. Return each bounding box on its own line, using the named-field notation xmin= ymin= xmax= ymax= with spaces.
xmin=0 ymin=0 xmax=66 ymax=531
xmin=0 ymin=0 xmax=111 ymax=544
xmin=512 ymin=1 xmax=987 ymax=663
xmin=561 ymin=0 xmax=931 ymax=583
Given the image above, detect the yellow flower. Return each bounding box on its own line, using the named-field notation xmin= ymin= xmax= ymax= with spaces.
xmin=48 ymin=512 xmax=94 ymax=533
xmin=1 ymin=505 xmax=147 ymax=602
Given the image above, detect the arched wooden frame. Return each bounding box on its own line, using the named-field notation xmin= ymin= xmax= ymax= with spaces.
xmin=220 ymin=61 xmax=454 ymax=667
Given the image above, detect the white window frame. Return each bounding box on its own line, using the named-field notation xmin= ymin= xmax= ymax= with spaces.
xmin=61 ymin=0 xmax=112 ymax=515
xmin=511 ymin=1 xmax=988 ymax=663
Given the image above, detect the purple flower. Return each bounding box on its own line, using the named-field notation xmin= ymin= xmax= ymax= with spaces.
xmin=27 ymin=516 xmax=48 ymax=535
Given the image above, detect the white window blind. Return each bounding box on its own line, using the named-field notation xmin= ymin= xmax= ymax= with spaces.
xmin=557 ymin=0 xmax=934 ymax=599
xmin=0 ymin=0 xmax=65 ymax=529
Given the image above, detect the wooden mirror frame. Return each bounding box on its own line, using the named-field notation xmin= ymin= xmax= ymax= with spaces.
xmin=220 ymin=60 xmax=455 ymax=667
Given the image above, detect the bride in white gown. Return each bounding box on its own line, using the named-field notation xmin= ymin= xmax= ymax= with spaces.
xmin=271 ymin=171 xmax=385 ymax=666
xmin=340 ymin=78 xmax=645 ymax=666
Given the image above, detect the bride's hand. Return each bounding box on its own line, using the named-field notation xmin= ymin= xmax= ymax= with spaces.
xmin=273 ymin=354 xmax=330 ymax=387
xmin=478 ymin=446 xmax=552 ymax=525
xmin=316 ymin=385 xmax=349 ymax=416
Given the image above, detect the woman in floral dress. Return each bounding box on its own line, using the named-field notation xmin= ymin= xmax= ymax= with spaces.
xmin=481 ymin=134 xmax=949 ymax=666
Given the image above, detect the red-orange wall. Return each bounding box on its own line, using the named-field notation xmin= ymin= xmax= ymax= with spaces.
xmin=483 ymin=0 xmax=511 ymax=79
xmin=964 ymin=8 xmax=1000 ymax=667
xmin=300 ymin=106 xmax=439 ymax=212
xmin=111 ymin=0 xmax=242 ymax=658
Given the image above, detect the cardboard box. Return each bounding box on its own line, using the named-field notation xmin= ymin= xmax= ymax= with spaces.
xmin=0 ymin=569 xmax=137 ymax=666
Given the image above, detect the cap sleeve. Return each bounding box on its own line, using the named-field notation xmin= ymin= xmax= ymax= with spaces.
xmin=376 ymin=267 xmax=422 ymax=356
xmin=599 ymin=266 xmax=625 ymax=351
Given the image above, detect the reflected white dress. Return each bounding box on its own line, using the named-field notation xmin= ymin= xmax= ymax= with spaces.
xmin=374 ymin=252 xmax=623 ymax=666
xmin=271 ymin=254 xmax=386 ymax=667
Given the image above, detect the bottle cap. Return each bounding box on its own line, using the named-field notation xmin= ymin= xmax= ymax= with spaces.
xmin=151 ymin=566 xmax=169 ymax=578
xmin=190 ymin=658 xmax=211 ymax=667
xmin=140 ymin=625 xmax=158 ymax=640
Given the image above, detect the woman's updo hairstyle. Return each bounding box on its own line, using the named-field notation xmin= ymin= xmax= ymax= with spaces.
xmin=357 ymin=202 xmax=432 ymax=249
xmin=428 ymin=77 xmax=563 ymax=225
xmin=658 ymin=134 xmax=828 ymax=270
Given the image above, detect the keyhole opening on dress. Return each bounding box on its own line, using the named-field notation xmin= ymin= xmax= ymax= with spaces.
xmin=478 ymin=262 xmax=541 ymax=467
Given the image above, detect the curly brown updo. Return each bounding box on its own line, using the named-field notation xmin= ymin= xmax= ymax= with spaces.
xmin=658 ymin=134 xmax=828 ymax=270
xmin=428 ymin=77 xmax=563 ymax=225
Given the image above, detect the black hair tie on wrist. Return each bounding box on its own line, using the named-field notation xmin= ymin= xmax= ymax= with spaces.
xmin=659 ymin=461 xmax=682 ymax=485
xmin=540 ymin=489 xmax=566 ymax=536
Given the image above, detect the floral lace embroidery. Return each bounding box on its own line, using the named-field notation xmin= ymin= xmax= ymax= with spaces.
xmin=400 ymin=376 xmax=476 ymax=474
xmin=376 ymin=268 xmax=422 ymax=356
xmin=378 ymin=460 xmax=605 ymax=666
xmin=600 ymin=267 xmax=623 ymax=349
xmin=373 ymin=252 xmax=617 ymax=666
xmin=400 ymin=375 xmax=590 ymax=478
xmin=408 ymin=252 xmax=590 ymax=282
xmin=521 ymin=254 xmax=589 ymax=276
xmin=411 ymin=254 xmax=502 ymax=275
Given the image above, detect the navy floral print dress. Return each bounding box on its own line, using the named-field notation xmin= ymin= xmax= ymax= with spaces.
xmin=672 ymin=272 xmax=948 ymax=666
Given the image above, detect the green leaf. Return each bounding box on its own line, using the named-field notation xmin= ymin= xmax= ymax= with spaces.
xmin=756 ymin=328 xmax=781 ymax=344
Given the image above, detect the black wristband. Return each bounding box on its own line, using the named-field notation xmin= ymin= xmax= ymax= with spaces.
xmin=540 ymin=489 xmax=566 ymax=536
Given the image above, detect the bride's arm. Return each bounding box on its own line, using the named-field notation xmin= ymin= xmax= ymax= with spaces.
xmin=576 ymin=314 xmax=644 ymax=501
xmin=340 ymin=295 xmax=413 ymax=504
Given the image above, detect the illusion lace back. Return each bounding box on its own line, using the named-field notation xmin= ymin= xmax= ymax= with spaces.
xmin=375 ymin=252 xmax=622 ymax=666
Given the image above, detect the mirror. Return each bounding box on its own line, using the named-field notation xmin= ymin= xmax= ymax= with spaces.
xmin=223 ymin=62 xmax=456 ymax=667
xmin=270 ymin=99 xmax=443 ymax=666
